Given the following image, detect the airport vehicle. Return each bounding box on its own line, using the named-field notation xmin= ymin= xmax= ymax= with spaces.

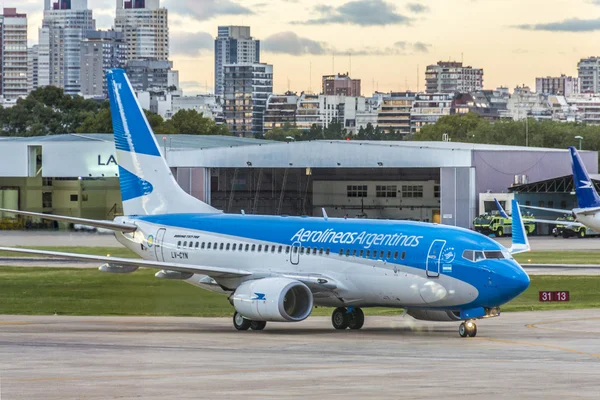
xmin=473 ymin=213 xmax=536 ymax=237
xmin=552 ymin=216 xmax=600 ymax=238
xmin=0 ymin=69 xmax=530 ymax=338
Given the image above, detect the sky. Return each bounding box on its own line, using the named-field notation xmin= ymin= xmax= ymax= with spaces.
xmin=15 ymin=0 xmax=600 ymax=95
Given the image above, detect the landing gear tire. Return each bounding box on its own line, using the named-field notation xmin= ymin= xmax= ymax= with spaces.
xmin=459 ymin=321 xmax=477 ymax=338
xmin=250 ymin=321 xmax=267 ymax=331
xmin=233 ymin=312 xmax=251 ymax=331
xmin=348 ymin=308 xmax=365 ymax=330
xmin=332 ymin=307 xmax=349 ymax=330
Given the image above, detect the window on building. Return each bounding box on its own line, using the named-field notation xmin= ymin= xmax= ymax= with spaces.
xmin=376 ymin=185 xmax=397 ymax=198
xmin=70 ymin=194 xmax=78 ymax=202
xmin=434 ymin=185 xmax=441 ymax=198
xmin=402 ymin=185 xmax=424 ymax=198
xmin=347 ymin=185 xmax=368 ymax=198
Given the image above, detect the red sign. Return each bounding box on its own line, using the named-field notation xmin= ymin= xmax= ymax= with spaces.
xmin=539 ymin=291 xmax=570 ymax=302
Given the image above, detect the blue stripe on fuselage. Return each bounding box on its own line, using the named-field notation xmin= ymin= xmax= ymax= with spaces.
xmin=137 ymin=214 xmax=501 ymax=255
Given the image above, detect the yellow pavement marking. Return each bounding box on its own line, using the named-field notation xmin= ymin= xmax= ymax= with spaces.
xmin=526 ymin=317 xmax=600 ymax=335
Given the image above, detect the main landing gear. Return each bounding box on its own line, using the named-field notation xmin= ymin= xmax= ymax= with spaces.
xmin=331 ymin=307 xmax=365 ymax=330
xmin=459 ymin=320 xmax=477 ymax=338
xmin=233 ymin=312 xmax=267 ymax=331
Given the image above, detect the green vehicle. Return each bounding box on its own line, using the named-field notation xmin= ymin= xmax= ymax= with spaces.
xmin=473 ymin=214 xmax=536 ymax=237
xmin=553 ymin=216 xmax=599 ymax=239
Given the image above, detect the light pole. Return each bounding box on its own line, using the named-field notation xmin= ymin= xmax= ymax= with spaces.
xmin=575 ymin=135 xmax=583 ymax=150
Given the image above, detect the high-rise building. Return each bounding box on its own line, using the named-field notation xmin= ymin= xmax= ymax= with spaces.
xmin=536 ymin=75 xmax=580 ymax=96
xmin=411 ymin=93 xmax=453 ymax=132
xmin=39 ymin=0 xmax=96 ymax=95
xmin=322 ymin=73 xmax=361 ymax=96
xmin=80 ymin=30 xmax=128 ymax=97
xmin=214 ymin=26 xmax=260 ymax=97
xmin=425 ymin=61 xmax=483 ymax=94
xmin=223 ymin=63 xmax=272 ymax=137
xmin=125 ymin=59 xmax=177 ymax=91
xmin=27 ymin=45 xmax=39 ymax=93
xmin=578 ymin=57 xmax=600 ymax=94
xmin=0 ymin=8 xmax=28 ymax=100
xmin=377 ymin=92 xmax=415 ymax=135
xmin=115 ymin=0 xmax=168 ymax=62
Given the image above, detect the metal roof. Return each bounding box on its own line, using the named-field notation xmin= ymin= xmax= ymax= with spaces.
xmin=0 ymin=134 xmax=273 ymax=150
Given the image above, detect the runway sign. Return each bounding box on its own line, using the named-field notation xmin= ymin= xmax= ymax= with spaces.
xmin=539 ymin=291 xmax=570 ymax=302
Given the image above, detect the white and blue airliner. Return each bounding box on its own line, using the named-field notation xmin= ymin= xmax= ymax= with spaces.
xmin=0 ymin=69 xmax=531 ymax=337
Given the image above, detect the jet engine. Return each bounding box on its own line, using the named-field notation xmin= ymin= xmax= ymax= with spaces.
xmin=407 ymin=309 xmax=462 ymax=322
xmin=231 ymin=278 xmax=313 ymax=322
xmin=99 ymin=263 xmax=139 ymax=274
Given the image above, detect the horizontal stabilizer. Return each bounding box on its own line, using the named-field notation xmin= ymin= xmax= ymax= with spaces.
xmin=0 ymin=208 xmax=137 ymax=233
xmin=0 ymin=247 xmax=251 ymax=279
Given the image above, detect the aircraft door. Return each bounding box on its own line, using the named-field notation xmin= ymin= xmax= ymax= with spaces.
xmin=154 ymin=228 xmax=167 ymax=262
xmin=426 ymin=239 xmax=445 ymax=278
xmin=290 ymin=241 xmax=301 ymax=266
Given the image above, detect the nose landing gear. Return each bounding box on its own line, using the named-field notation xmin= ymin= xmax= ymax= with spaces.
xmin=459 ymin=320 xmax=477 ymax=338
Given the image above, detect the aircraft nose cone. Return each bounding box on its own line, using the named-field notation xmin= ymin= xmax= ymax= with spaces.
xmin=504 ymin=264 xmax=530 ymax=300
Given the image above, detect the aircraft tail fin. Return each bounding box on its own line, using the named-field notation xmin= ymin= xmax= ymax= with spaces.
xmin=569 ymin=146 xmax=600 ymax=209
xmin=509 ymin=199 xmax=530 ymax=254
xmin=494 ymin=198 xmax=510 ymax=219
xmin=106 ymin=69 xmax=221 ymax=216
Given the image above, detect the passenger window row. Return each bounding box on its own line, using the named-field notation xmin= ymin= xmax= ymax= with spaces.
xmin=174 ymin=240 xmax=407 ymax=261
xmin=337 ymin=248 xmax=406 ymax=261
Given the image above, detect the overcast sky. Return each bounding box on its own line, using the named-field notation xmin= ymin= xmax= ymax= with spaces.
xmin=19 ymin=0 xmax=600 ymax=95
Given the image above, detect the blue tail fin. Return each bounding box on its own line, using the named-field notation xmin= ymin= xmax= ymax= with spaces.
xmin=494 ymin=198 xmax=510 ymax=219
xmin=106 ymin=69 xmax=221 ymax=216
xmin=569 ymin=146 xmax=600 ymax=209
xmin=509 ymin=199 xmax=530 ymax=254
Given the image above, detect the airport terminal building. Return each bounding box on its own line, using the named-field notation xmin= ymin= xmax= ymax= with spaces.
xmin=0 ymin=134 xmax=596 ymax=229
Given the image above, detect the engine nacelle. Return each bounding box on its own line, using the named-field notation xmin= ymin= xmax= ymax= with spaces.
xmin=232 ymin=278 xmax=313 ymax=322
xmin=407 ymin=309 xmax=462 ymax=322
xmin=99 ymin=263 xmax=139 ymax=274
xmin=155 ymin=270 xmax=194 ymax=280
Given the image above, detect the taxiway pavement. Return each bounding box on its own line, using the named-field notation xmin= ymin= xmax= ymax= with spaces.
xmin=0 ymin=310 xmax=599 ymax=399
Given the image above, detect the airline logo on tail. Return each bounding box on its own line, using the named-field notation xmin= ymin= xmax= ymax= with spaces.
xmin=569 ymin=146 xmax=600 ymax=209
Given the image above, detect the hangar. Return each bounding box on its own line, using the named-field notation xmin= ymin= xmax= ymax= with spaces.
xmin=0 ymin=134 xmax=596 ymax=229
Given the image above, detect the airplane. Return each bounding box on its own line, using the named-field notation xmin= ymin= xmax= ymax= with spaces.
xmin=0 ymin=69 xmax=531 ymax=338
xmin=518 ymin=146 xmax=600 ymax=233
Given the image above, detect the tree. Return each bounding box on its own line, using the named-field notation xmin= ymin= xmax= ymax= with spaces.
xmin=264 ymin=122 xmax=302 ymax=141
xmin=162 ymin=109 xmax=230 ymax=135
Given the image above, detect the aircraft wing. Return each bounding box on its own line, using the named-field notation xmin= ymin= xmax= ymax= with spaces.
xmin=493 ymin=199 xmax=580 ymax=226
xmin=0 ymin=247 xmax=251 ymax=278
xmin=0 ymin=208 xmax=137 ymax=233
xmin=519 ymin=205 xmax=572 ymax=214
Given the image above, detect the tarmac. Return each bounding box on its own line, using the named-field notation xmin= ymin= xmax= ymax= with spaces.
xmin=0 ymin=310 xmax=599 ymax=399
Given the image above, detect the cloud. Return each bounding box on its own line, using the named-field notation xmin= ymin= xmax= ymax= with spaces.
xmin=515 ymin=18 xmax=600 ymax=32
xmin=263 ymin=32 xmax=331 ymax=55
xmin=407 ymin=3 xmax=429 ymax=13
xmin=413 ymin=41 xmax=431 ymax=53
xmin=171 ymin=32 xmax=214 ymax=56
xmin=294 ymin=0 xmax=412 ymax=26
xmin=164 ymin=0 xmax=253 ymax=22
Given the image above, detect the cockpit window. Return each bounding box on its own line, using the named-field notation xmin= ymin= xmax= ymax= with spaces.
xmin=462 ymin=250 xmax=474 ymax=261
xmin=474 ymin=251 xmax=485 ymax=261
xmin=484 ymin=251 xmax=505 ymax=259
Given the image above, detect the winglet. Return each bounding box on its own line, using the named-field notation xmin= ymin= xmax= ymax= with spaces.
xmin=322 ymin=208 xmax=329 ymax=221
xmin=494 ymin=198 xmax=510 ymax=219
xmin=509 ymin=199 xmax=530 ymax=254
xmin=569 ymin=146 xmax=600 ymax=209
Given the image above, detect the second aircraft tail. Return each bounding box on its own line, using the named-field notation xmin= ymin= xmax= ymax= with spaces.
xmin=106 ymin=69 xmax=221 ymax=216
xmin=569 ymin=146 xmax=600 ymax=209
